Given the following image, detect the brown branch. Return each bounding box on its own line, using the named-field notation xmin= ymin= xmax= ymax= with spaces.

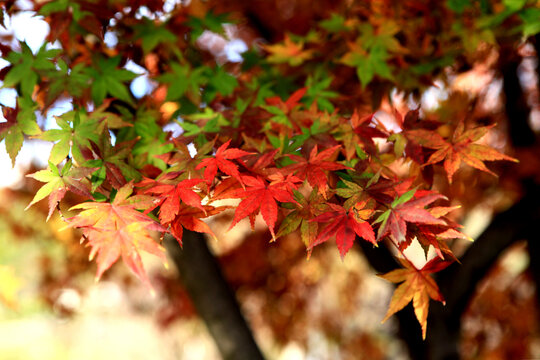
xmin=500 ymin=45 xmax=536 ymax=147
xmin=164 ymin=231 xmax=265 ymax=360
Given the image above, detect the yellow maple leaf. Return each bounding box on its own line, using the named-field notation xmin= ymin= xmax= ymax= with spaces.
xmin=264 ymin=35 xmax=314 ymax=66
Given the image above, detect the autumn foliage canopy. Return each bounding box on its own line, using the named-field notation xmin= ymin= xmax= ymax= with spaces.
xmin=1 ymin=0 xmax=536 ymax=340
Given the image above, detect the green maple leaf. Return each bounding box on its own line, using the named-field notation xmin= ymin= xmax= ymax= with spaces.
xmin=158 ymin=63 xmax=209 ymax=104
xmin=85 ymin=56 xmax=137 ymax=106
xmin=25 ymin=160 xmax=95 ymax=220
xmin=131 ymin=110 xmax=174 ymax=170
xmin=3 ymin=42 xmax=60 ymax=98
xmin=86 ymin=133 xmax=141 ymax=190
xmin=203 ymin=66 xmax=238 ymax=102
xmin=45 ymin=60 xmax=91 ymax=105
xmin=39 ymin=0 xmax=89 ymax=21
xmin=341 ymin=43 xmax=393 ymax=87
xmin=186 ymin=11 xmax=231 ymax=40
xmin=180 ymin=107 xmax=229 ymax=137
xmin=341 ymin=23 xmax=404 ymax=87
xmin=277 ymin=189 xmax=328 ymax=249
xmin=133 ymin=19 xmax=177 ymax=54
xmin=319 ymin=13 xmax=350 ymax=33
xmin=304 ymin=70 xmax=338 ymax=112
xmin=0 ymin=98 xmax=41 ymax=166
xmin=39 ymin=110 xmax=105 ymax=165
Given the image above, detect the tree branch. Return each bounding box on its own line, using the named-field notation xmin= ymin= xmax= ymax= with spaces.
xmin=500 ymin=46 xmax=536 ymax=147
xmin=164 ymin=231 xmax=265 ymax=360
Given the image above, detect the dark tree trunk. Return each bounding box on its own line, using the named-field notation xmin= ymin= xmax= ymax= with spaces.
xmin=164 ymin=231 xmax=265 ymax=360
xmin=500 ymin=46 xmax=536 ymax=147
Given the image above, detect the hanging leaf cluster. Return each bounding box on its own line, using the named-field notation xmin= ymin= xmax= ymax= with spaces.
xmin=0 ymin=0 xmax=528 ymax=338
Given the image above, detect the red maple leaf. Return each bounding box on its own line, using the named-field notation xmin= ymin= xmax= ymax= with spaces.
xmin=137 ymin=174 xmax=206 ymax=224
xmin=375 ymin=189 xmax=447 ymax=243
xmin=285 ymin=145 xmax=348 ymax=196
xmin=265 ymin=87 xmax=307 ymax=112
xmin=310 ymin=201 xmax=376 ymax=258
xmin=407 ymin=122 xmax=518 ymax=183
xmin=228 ymin=175 xmax=299 ymax=241
xmin=169 ymin=204 xmax=228 ymax=245
xmin=195 ymin=139 xmax=252 ymax=186
xmin=240 ymin=149 xmax=280 ymax=178
xmin=351 ymin=110 xmax=388 ymax=153
xmin=403 ymin=205 xmax=467 ymax=260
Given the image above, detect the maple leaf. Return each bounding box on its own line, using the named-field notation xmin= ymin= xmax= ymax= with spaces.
xmin=350 ymin=111 xmax=388 ymax=154
xmin=340 ymin=22 xmax=405 ymax=86
xmin=277 ymin=189 xmax=329 ymax=250
xmin=228 ymin=175 xmax=299 ymax=241
xmin=26 ymin=160 xmax=95 ymax=220
xmin=169 ymin=204 xmax=228 ymax=245
xmin=407 ymin=122 xmax=518 ymax=183
xmin=375 ymin=189 xmax=447 ymax=243
xmin=285 ymin=145 xmax=349 ymax=197
xmin=85 ymin=134 xmax=140 ymax=190
xmin=260 ymin=88 xmax=307 ymax=130
xmin=337 ymin=178 xmax=372 ymax=210
xmin=137 ymin=174 xmax=206 ymax=224
xmin=310 ymin=201 xmax=376 ymax=258
xmin=133 ymin=19 xmax=177 ymax=53
xmin=338 ymin=171 xmax=410 ymax=206
xmin=195 ymin=139 xmax=252 ymax=186
xmin=0 ymin=98 xmax=41 ymax=166
xmin=240 ymin=149 xmax=280 ymax=178
xmin=85 ymin=55 xmax=137 ymax=106
xmin=3 ymin=42 xmax=59 ymax=98
xmin=157 ymin=137 xmax=214 ymax=177
xmin=265 ymin=88 xmax=307 ymax=113
xmin=379 ymin=258 xmax=451 ymax=339
xmin=158 ymin=62 xmax=208 ymax=103
xmin=39 ymin=110 xmax=104 ymax=165
xmin=43 ymin=60 xmax=91 ymax=107
xmin=404 ymin=205 xmax=467 ymax=261
xmin=67 ymin=182 xmax=167 ymax=291
xmin=263 ymin=35 xmax=314 ymax=66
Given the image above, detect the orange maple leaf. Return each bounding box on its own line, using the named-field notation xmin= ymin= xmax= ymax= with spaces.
xmin=378 ymin=258 xmax=451 ymax=339
xmin=67 ymin=183 xmax=167 ymax=292
xmin=407 ymin=122 xmax=518 ymax=183
xmin=169 ymin=204 xmax=228 ymax=245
